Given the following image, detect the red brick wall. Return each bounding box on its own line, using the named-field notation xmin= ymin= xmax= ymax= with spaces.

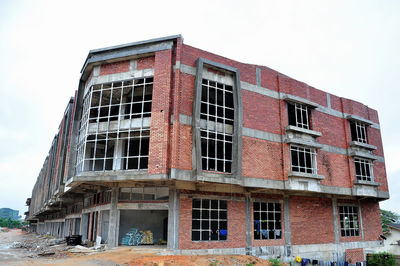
xmin=290 ymin=196 xmax=334 ymax=245
xmin=242 ymin=90 xmax=281 ymax=134
xmin=319 ymin=151 xmax=352 ymax=188
xmin=242 ymin=137 xmax=283 ymax=179
xmin=179 ymin=195 xmax=246 ymax=249
xmin=345 ymin=248 xmax=364 ymax=263
xmin=148 ymin=49 xmax=173 ymax=174
xmin=100 ymin=60 xmax=130 ymax=75
xmin=179 ymin=73 xmax=195 ymax=116
xmin=314 ymin=113 xmax=348 ymax=149
xmin=361 ymin=199 xmax=382 ymax=241
xmin=137 ymin=56 xmax=155 ymax=70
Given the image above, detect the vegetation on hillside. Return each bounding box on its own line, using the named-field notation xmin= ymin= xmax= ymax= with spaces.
xmin=0 ymin=217 xmax=27 ymax=229
xmin=381 ymin=209 xmax=400 ymax=233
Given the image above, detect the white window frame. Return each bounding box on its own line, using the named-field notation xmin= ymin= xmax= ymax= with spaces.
xmin=253 ymin=201 xmax=282 ymax=240
xmin=350 ymin=121 xmax=368 ymax=144
xmin=354 ymin=157 xmax=373 ymax=182
xmin=288 ymin=102 xmax=310 ymax=129
xmin=339 ymin=205 xmax=360 ymax=237
xmin=290 ymin=145 xmax=317 ymax=174
xmin=192 ymin=199 xmax=228 ymax=241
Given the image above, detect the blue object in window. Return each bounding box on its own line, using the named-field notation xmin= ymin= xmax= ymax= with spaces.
xmin=254 ymin=220 xmax=260 ymax=232
xmin=219 ymin=229 xmax=227 ymax=236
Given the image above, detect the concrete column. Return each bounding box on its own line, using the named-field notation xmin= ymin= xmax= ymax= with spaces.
xmin=167 ymin=187 xmax=180 ymax=250
xmin=107 ymin=187 xmax=119 ymax=247
xmin=332 ymin=198 xmax=340 ymax=244
xmin=283 ymin=196 xmax=292 ymax=257
xmin=245 ymin=194 xmax=252 ymax=254
xmin=358 ymin=200 xmax=365 ymax=241
xmin=112 ymin=139 xmax=125 ymax=170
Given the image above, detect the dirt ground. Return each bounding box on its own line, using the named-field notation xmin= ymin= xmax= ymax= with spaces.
xmin=0 ymin=229 xmax=278 ymax=266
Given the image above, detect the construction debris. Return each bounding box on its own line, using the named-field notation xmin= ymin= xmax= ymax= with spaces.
xmin=121 ymin=228 xmax=154 ymax=246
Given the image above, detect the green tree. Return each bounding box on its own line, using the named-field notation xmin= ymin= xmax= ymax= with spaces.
xmin=381 ymin=209 xmax=400 ymax=233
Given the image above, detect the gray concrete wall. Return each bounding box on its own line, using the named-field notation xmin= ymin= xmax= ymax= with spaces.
xmin=118 ymin=210 xmax=168 ymax=244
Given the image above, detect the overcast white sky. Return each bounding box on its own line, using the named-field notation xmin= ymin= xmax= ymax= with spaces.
xmin=0 ymin=0 xmax=399 ymax=217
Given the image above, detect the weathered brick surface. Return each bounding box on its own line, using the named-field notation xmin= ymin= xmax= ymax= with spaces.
xmin=314 ymin=112 xmax=348 ymax=149
xmin=137 ymin=56 xmax=155 ymax=70
xmin=368 ymin=127 xmax=384 ymax=156
xmin=278 ymin=75 xmax=308 ymax=99
xmin=290 ymin=196 xmax=334 ymax=245
xmin=319 ymin=151 xmax=352 ymax=188
xmin=99 ymin=60 xmax=130 ymax=75
xmin=179 ymin=73 xmax=195 ymax=116
xmin=179 ymin=195 xmax=246 ymax=249
xmin=148 ymin=49 xmax=172 ymax=174
xmin=260 ymin=67 xmax=279 ymax=91
xmin=361 ymin=200 xmax=382 ymax=241
xmin=309 ymin=86 xmax=328 ymax=107
xmin=374 ymin=162 xmax=388 ymax=191
xmin=177 ymin=124 xmax=192 ymax=170
xmin=242 ymin=90 xmax=281 ymax=134
xmin=345 ymin=248 xmax=364 ymax=263
xmin=242 ymin=137 xmax=283 ymax=179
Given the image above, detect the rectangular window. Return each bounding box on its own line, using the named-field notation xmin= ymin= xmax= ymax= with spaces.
xmin=192 ymin=199 xmax=228 ymax=241
xmin=76 ymin=78 xmax=153 ymax=173
xmin=290 ymin=145 xmax=317 ymax=174
xmin=350 ymin=121 xmax=367 ymax=143
xmin=288 ymin=102 xmax=310 ymax=129
xmin=200 ymin=79 xmax=234 ymax=173
xmin=118 ymin=187 xmax=169 ymax=201
xmin=354 ymin=158 xmax=373 ymax=181
xmin=253 ymin=202 xmax=282 ymax=240
xmin=339 ymin=206 xmax=359 ymax=237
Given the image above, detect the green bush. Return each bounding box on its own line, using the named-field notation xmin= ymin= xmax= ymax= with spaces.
xmin=367 ymin=252 xmax=396 ymax=266
xmin=268 ymin=258 xmax=284 ymax=266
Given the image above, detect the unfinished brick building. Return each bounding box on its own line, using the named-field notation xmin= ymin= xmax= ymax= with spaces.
xmin=25 ymin=35 xmax=389 ymax=262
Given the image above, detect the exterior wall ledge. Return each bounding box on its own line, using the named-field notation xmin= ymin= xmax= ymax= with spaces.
xmin=284 ymin=137 xmax=323 ymax=149
xmin=346 ymin=114 xmax=374 ymax=125
xmin=285 ymin=125 xmax=322 ymax=137
xmin=282 ymin=94 xmax=319 ymax=108
xmin=354 ymin=180 xmax=381 ymax=187
xmin=350 ymin=141 xmax=377 ymax=151
xmin=350 ymin=150 xmax=378 ymax=160
xmin=288 ymin=172 xmax=325 ymax=180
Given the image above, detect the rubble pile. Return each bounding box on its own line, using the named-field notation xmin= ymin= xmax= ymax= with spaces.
xmin=9 ymin=233 xmax=106 ymax=258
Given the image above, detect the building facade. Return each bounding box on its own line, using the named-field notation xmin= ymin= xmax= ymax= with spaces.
xmin=26 ymin=35 xmax=389 ymax=262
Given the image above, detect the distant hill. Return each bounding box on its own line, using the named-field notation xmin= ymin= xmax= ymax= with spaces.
xmin=0 ymin=208 xmax=21 ymax=220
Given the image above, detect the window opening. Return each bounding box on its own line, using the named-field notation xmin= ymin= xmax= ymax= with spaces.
xmin=350 ymin=121 xmax=367 ymax=143
xmin=118 ymin=187 xmax=169 ymax=201
xmin=192 ymin=199 xmax=227 ymax=241
xmin=253 ymin=202 xmax=282 ymax=240
xmin=290 ymin=145 xmax=317 ymax=174
xmin=288 ymin=102 xmax=310 ymax=129
xmin=200 ymin=79 xmax=233 ymax=173
xmin=339 ymin=206 xmax=359 ymax=237
xmin=354 ymin=158 xmax=373 ymax=181
xmin=76 ymin=77 xmax=153 ymax=173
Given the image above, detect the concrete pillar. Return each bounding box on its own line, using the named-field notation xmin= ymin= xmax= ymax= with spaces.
xmin=113 ymin=139 xmax=125 ymax=170
xmin=107 ymin=187 xmax=119 ymax=247
xmin=283 ymin=196 xmax=292 ymax=257
xmin=358 ymin=200 xmax=365 ymax=241
xmin=332 ymin=198 xmax=340 ymax=244
xmin=167 ymin=187 xmax=180 ymax=250
xmin=245 ymin=194 xmax=252 ymax=254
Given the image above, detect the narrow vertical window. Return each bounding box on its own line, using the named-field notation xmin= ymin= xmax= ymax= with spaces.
xmin=288 ymin=102 xmax=310 ymax=129
xmin=200 ymin=79 xmax=233 ymax=173
xmin=350 ymin=121 xmax=368 ymax=144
